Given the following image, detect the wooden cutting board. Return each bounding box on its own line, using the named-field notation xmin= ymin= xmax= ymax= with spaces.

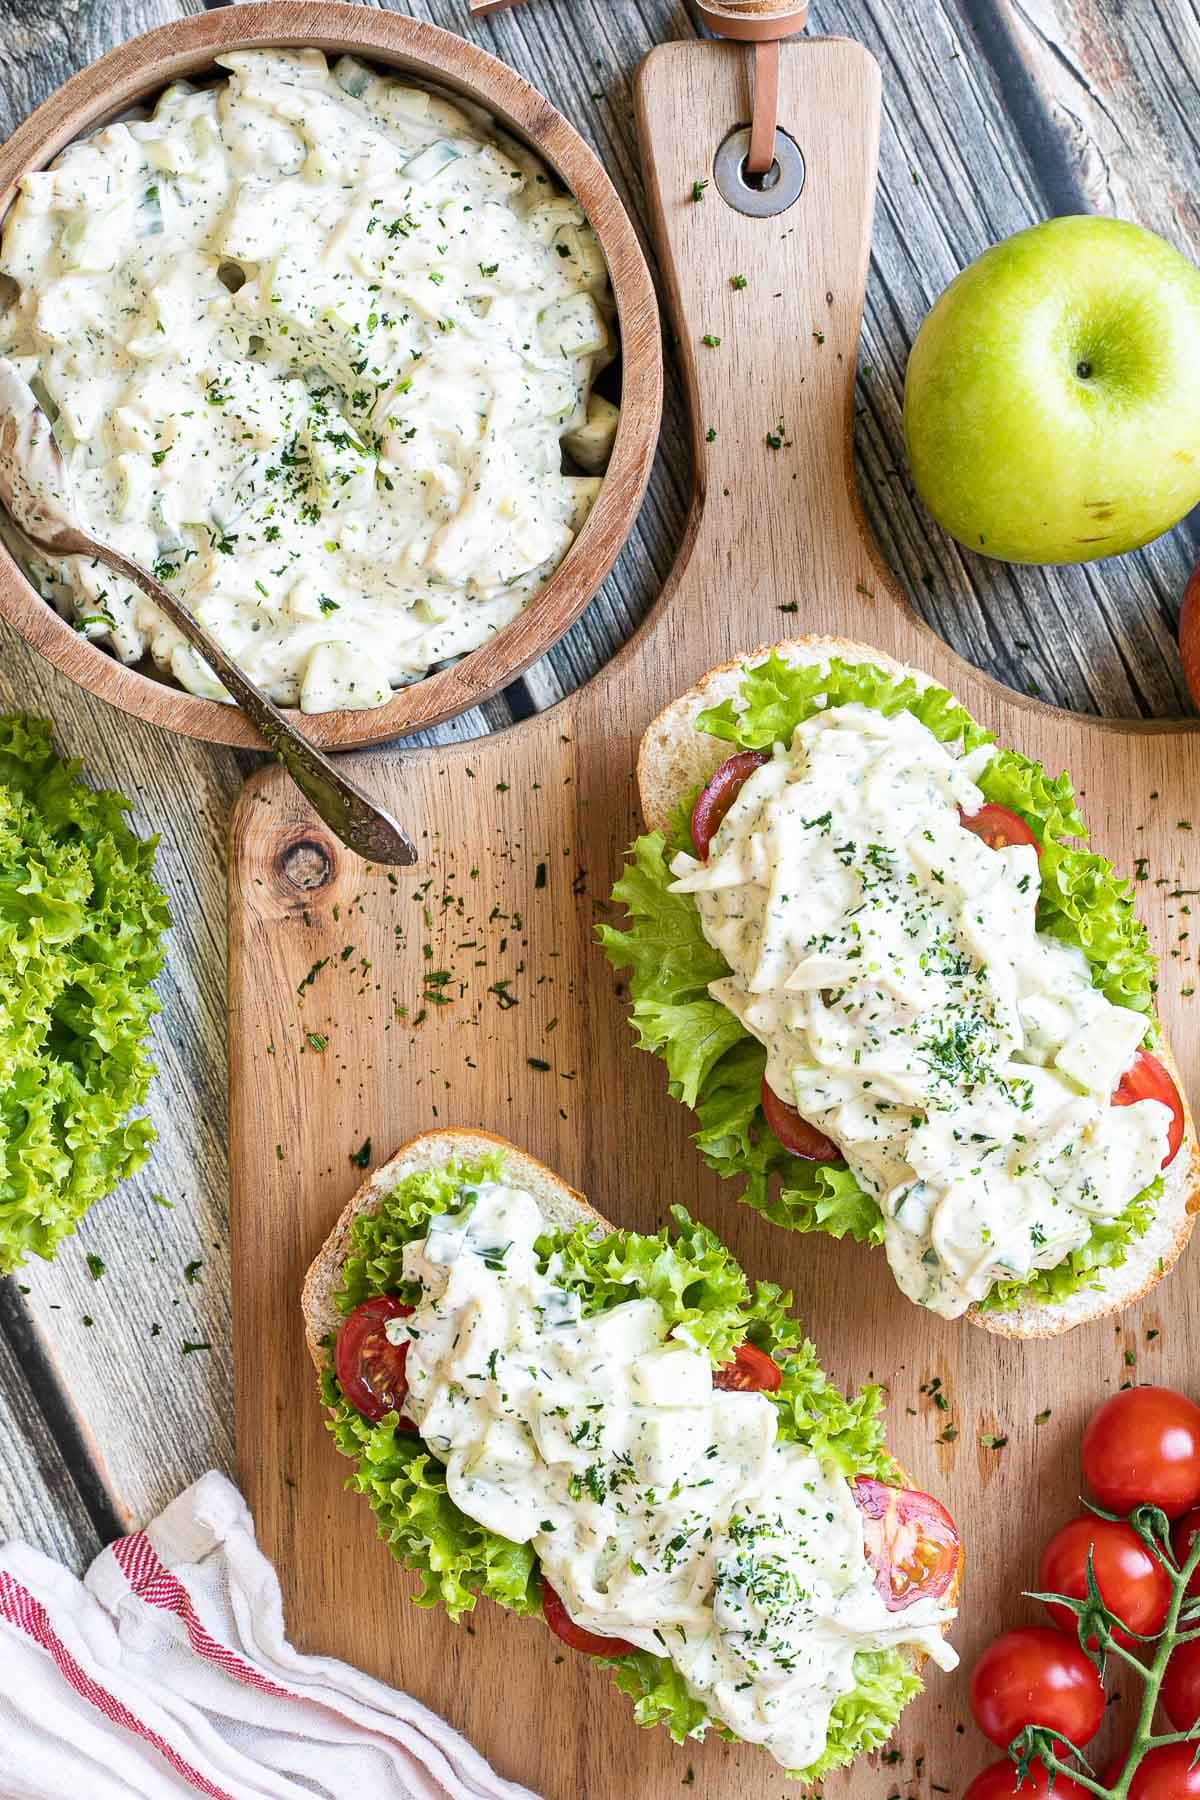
xmin=229 ymin=37 xmax=1200 ymax=1797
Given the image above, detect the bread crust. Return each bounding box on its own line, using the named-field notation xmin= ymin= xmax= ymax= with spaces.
xmin=302 ymin=1125 xmax=961 ymax=1670
xmin=635 ymin=635 xmax=1200 ymax=1337
xmin=301 ymin=1126 xmax=599 ymax=1375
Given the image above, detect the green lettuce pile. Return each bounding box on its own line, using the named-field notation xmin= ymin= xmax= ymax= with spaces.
xmin=599 ymin=654 xmax=1160 ymax=1315
xmin=322 ymin=1148 xmax=922 ymax=1782
xmin=0 ymin=716 xmax=170 ymax=1270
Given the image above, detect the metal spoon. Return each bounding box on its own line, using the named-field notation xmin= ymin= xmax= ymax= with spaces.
xmin=0 ymin=360 xmax=417 ymax=867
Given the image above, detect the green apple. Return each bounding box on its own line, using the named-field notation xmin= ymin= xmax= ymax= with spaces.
xmin=903 ymin=216 xmax=1200 ymax=564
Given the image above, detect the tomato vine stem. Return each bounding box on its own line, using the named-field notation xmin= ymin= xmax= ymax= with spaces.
xmin=1015 ymin=1517 xmax=1200 ymax=1798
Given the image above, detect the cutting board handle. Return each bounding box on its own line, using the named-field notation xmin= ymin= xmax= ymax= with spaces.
xmin=634 ymin=37 xmax=884 ymax=605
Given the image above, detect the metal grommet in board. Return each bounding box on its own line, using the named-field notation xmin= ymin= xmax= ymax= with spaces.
xmin=713 ymin=125 xmax=805 ymax=217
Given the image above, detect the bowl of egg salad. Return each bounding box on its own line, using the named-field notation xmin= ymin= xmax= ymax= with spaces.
xmin=0 ymin=4 xmax=662 ymax=747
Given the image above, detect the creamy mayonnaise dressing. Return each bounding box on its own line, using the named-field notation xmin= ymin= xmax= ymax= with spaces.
xmin=669 ymin=702 xmax=1170 ymax=1318
xmin=0 ymin=49 xmax=618 ymax=709
xmin=398 ymin=1178 xmax=956 ymax=1772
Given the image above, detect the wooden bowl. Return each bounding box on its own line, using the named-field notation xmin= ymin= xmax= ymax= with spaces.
xmin=0 ymin=2 xmax=663 ymax=748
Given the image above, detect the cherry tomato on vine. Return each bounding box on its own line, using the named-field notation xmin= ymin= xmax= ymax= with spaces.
xmin=1172 ymin=1507 xmax=1200 ymax=1599
xmin=968 ymin=1627 xmax=1105 ymax=1750
xmin=964 ymin=1761 xmax=1090 ymax=1800
xmin=1111 ymin=1049 xmax=1185 ymax=1169
xmin=760 ymin=1075 xmax=840 ymax=1161
xmin=335 ymin=1297 xmax=417 ymax=1428
xmin=541 ymin=1580 xmax=634 ymax=1658
xmin=1081 ymin=1386 xmax=1200 ymax=1519
xmin=1104 ymin=1743 xmax=1200 ymax=1799
xmin=691 ymin=751 xmax=768 ymax=858
xmin=851 ymin=1478 xmax=961 ymax=1613
xmin=1037 ymin=1515 xmax=1171 ymax=1649
xmin=1162 ymin=1639 xmax=1200 ymax=1732
xmin=958 ymin=802 xmax=1040 ymax=853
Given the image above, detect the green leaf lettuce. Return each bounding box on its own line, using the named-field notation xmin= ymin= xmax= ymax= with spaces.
xmin=0 ymin=717 xmax=169 ymax=1269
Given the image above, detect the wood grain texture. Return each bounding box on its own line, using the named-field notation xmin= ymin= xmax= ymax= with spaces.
xmin=0 ymin=2 xmax=663 ymax=748
xmin=0 ymin=1297 xmax=102 ymax=1568
xmin=229 ymin=38 xmax=1200 ymax=1796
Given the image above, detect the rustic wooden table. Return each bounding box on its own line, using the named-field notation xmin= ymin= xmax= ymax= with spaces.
xmin=1 ymin=0 xmax=1197 ymax=1694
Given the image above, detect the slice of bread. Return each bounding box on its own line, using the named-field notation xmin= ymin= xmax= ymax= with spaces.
xmin=302 ymin=1126 xmax=601 ymax=1373
xmin=635 ymin=636 xmax=1200 ymax=1339
xmin=302 ymin=1124 xmax=961 ymax=1676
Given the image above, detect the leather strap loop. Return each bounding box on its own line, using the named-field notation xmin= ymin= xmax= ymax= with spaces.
xmin=697 ymin=3 xmax=808 ymax=176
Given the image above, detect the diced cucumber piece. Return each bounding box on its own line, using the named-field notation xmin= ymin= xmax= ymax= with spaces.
xmin=402 ymin=140 xmax=461 ymax=184
xmin=300 ymin=642 xmax=390 ymax=713
xmin=540 ymin=370 xmax=579 ymax=424
xmin=333 ymin=55 xmax=372 ymax=99
xmin=538 ymin=293 xmax=608 ymax=360
xmin=551 ymin=224 xmax=608 ymax=293
xmin=524 ymin=199 xmax=587 ymax=245
xmin=138 ymin=179 xmax=164 ymax=236
xmin=221 ymin=180 xmax=289 ymax=260
xmin=474 ymin=143 xmax=525 ymax=196
xmin=60 ymin=208 xmax=120 ymax=273
xmin=170 ymin=642 xmax=228 ymax=703
xmin=426 ymin=95 xmax=474 ymax=136
xmin=301 ymin=409 xmax=375 ymax=512
xmin=562 ymin=392 xmax=620 ymax=473
xmin=563 ymin=476 xmax=602 ymax=534
xmin=375 ymin=84 xmax=431 ymax=126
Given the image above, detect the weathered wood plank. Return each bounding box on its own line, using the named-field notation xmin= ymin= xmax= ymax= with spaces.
xmin=0 ymin=1286 xmax=103 ymax=1565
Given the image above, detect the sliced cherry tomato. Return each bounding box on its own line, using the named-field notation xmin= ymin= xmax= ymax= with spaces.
xmin=760 ymin=1075 xmax=840 ymax=1161
xmin=1106 ymin=1743 xmax=1200 ymax=1799
xmin=851 ymin=1477 xmax=960 ymax=1613
xmin=712 ymin=1340 xmax=783 ymax=1393
xmin=1037 ymin=1515 xmax=1171 ymax=1649
xmin=334 ymin=1297 xmax=417 ymax=1429
xmin=1172 ymin=1507 xmax=1200 ymax=1598
xmin=964 ymin=1761 xmax=1090 ymax=1800
xmin=691 ymin=751 xmax=768 ymax=859
xmin=1180 ymin=556 xmax=1200 ymax=710
xmin=1112 ymin=1048 xmax=1185 ymax=1169
xmin=958 ymin=802 xmax=1040 ymax=853
xmin=541 ymin=1580 xmax=634 ymax=1658
xmin=1081 ymin=1386 xmax=1200 ymax=1520
xmin=1163 ymin=1638 xmax=1200 ymax=1732
xmin=968 ymin=1627 xmax=1105 ymax=1751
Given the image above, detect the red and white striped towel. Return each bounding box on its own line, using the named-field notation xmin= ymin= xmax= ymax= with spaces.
xmin=0 ymin=1472 xmax=542 ymax=1800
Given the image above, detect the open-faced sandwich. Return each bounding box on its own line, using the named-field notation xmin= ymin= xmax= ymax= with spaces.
xmin=601 ymin=638 xmax=1199 ymax=1336
xmin=304 ymin=1128 xmax=961 ymax=1781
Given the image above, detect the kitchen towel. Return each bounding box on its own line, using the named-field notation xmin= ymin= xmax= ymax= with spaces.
xmin=0 ymin=1470 xmax=542 ymax=1800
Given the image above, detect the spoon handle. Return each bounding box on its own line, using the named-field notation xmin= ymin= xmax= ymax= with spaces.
xmin=101 ymin=548 xmax=417 ymax=868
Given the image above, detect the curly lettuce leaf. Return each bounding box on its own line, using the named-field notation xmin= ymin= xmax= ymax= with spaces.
xmin=796 ymin=1648 xmax=923 ymax=1783
xmin=603 ymin=1650 xmax=711 ymax=1742
xmin=323 ymin=1154 xmax=916 ymax=1771
xmin=0 ymin=716 xmax=169 ymax=1269
xmin=322 ymin=1368 xmax=539 ymax=1620
xmin=601 ymin=654 xmax=1160 ymax=1314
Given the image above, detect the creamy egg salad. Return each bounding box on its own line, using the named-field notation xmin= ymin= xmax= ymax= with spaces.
xmin=396 ymin=1177 xmax=956 ymax=1772
xmin=0 ymin=49 xmax=619 ymax=710
xmin=668 ymin=703 xmax=1172 ymax=1319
